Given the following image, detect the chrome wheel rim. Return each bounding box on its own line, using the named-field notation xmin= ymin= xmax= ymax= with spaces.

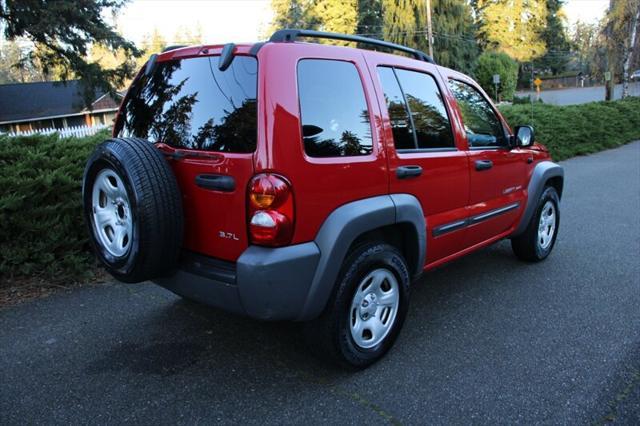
xmin=91 ymin=168 xmax=132 ymax=258
xmin=349 ymin=268 xmax=400 ymax=349
xmin=538 ymin=201 xmax=556 ymax=250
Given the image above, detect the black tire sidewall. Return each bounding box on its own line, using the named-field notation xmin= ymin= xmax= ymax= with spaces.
xmin=334 ymin=243 xmax=410 ymax=367
xmin=533 ymin=186 xmax=560 ymax=259
xmin=83 ymin=142 xmax=141 ymax=277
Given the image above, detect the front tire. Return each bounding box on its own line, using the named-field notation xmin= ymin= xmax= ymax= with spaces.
xmin=511 ymin=186 xmax=560 ymax=262
xmin=304 ymin=242 xmax=410 ymax=369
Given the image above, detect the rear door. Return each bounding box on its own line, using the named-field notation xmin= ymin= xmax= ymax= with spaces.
xmin=115 ymin=53 xmax=258 ymax=261
xmin=446 ymin=78 xmax=528 ymax=246
xmin=366 ymin=57 xmax=470 ymax=265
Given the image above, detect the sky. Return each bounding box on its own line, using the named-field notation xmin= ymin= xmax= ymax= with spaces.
xmin=113 ymin=0 xmax=610 ymax=46
xmin=113 ymin=0 xmax=274 ymax=45
xmin=563 ymin=0 xmax=609 ymax=26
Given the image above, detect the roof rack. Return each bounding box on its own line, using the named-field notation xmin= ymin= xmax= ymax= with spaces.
xmin=269 ymin=29 xmax=436 ymax=64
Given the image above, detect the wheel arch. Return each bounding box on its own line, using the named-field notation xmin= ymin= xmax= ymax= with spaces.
xmin=547 ymin=175 xmax=564 ymax=199
xmin=296 ymin=194 xmax=425 ymax=321
xmin=513 ymin=161 xmax=564 ymax=237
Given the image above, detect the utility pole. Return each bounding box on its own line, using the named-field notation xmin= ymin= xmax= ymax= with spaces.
xmin=0 ymin=0 xmax=6 ymax=51
xmin=621 ymin=3 xmax=639 ymax=98
xmin=426 ymin=0 xmax=434 ymax=58
xmin=604 ymin=0 xmax=615 ymax=101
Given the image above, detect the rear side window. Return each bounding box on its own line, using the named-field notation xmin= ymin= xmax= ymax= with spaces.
xmin=378 ymin=67 xmax=454 ymax=150
xmin=448 ymin=79 xmax=507 ymax=148
xmin=377 ymin=67 xmax=415 ymax=150
xmin=115 ymin=56 xmax=257 ymax=153
xmin=297 ymin=59 xmax=373 ymax=157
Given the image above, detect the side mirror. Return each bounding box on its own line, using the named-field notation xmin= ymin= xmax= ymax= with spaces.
xmin=514 ymin=125 xmax=535 ymax=147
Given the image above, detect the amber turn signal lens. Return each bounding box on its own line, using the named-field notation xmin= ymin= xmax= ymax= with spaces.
xmin=248 ymin=174 xmax=289 ymax=209
xmin=250 ymin=192 xmax=275 ymax=208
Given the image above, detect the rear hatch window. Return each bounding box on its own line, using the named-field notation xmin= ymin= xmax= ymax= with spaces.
xmin=115 ymin=55 xmax=258 ymax=262
xmin=115 ymin=55 xmax=257 ymax=153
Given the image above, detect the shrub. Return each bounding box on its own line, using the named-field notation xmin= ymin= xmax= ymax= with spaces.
xmin=1 ymin=98 xmax=640 ymax=285
xmin=0 ymin=130 xmax=109 ymax=284
xmin=512 ymin=95 xmax=544 ymax=105
xmin=499 ymin=97 xmax=640 ymax=160
xmin=475 ymin=51 xmax=519 ymax=101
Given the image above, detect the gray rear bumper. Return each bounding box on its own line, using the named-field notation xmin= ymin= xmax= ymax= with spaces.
xmin=153 ymin=242 xmax=321 ymax=320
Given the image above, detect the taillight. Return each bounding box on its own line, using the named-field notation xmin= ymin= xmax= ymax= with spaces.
xmin=247 ymin=174 xmax=294 ymax=246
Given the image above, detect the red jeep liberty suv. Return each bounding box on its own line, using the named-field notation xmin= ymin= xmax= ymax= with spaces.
xmin=83 ymin=30 xmax=564 ymax=368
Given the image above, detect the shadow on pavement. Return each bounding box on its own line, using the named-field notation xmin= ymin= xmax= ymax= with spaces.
xmin=83 ymin=240 xmax=522 ymax=384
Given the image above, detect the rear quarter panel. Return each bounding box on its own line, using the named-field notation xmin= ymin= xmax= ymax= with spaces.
xmin=255 ymin=43 xmax=389 ymax=244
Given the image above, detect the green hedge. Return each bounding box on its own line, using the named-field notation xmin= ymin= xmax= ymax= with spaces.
xmin=1 ymin=98 xmax=639 ymax=284
xmin=0 ymin=131 xmax=109 ymax=284
xmin=499 ymin=97 xmax=640 ymax=160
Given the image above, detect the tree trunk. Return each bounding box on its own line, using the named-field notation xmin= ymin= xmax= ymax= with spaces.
xmin=622 ymin=3 xmax=639 ymax=98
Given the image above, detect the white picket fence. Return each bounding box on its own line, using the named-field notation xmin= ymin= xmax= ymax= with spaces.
xmin=5 ymin=123 xmax=111 ymax=138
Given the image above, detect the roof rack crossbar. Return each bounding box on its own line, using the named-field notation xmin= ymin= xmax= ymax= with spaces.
xmin=269 ymin=29 xmax=436 ymax=64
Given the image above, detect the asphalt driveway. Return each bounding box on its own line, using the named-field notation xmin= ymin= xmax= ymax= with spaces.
xmin=1 ymin=142 xmax=639 ymax=425
xmin=516 ymin=82 xmax=640 ymax=105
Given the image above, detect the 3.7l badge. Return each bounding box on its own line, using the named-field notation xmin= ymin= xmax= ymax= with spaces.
xmin=218 ymin=231 xmax=239 ymax=241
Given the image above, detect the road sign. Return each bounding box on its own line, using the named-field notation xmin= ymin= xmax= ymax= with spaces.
xmin=604 ymin=71 xmax=611 ymax=81
xmin=534 ymin=77 xmax=542 ymax=87
xmin=492 ymin=74 xmax=500 ymax=84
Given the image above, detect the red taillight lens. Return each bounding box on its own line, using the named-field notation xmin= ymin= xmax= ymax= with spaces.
xmin=248 ymin=174 xmax=294 ymax=246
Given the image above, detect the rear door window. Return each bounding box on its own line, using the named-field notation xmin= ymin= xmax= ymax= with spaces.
xmin=297 ymin=59 xmax=373 ymax=157
xmin=377 ymin=67 xmax=454 ymax=150
xmin=377 ymin=67 xmax=415 ymax=150
xmin=115 ymin=56 xmax=258 ymax=153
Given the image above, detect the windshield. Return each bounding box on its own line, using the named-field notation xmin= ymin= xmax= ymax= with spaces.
xmin=115 ymin=55 xmax=258 ymax=153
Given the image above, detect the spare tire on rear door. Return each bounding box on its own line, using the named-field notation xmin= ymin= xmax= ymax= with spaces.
xmin=82 ymin=137 xmax=183 ymax=283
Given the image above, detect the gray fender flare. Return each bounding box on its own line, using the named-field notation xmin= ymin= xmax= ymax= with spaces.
xmin=513 ymin=160 xmax=564 ymax=236
xmin=296 ymin=194 xmax=425 ymax=321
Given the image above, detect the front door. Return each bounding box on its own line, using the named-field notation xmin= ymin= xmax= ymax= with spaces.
xmin=446 ymin=78 xmax=527 ymax=247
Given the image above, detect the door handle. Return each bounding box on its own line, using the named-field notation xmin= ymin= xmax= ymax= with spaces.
xmin=527 ymin=156 xmax=534 ymax=164
xmin=396 ymin=165 xmax=423 ymax=179
xmin=195 ymin=174 xmax=235 ymax=192
xmin=475 ymin=160 xmax=493 ymax=171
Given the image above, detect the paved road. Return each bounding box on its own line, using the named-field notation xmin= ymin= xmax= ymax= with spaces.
xmin=516 ymin=82 xmax=640 ymax=105
xmin=2 ymin=143 xmax=639 ymax=425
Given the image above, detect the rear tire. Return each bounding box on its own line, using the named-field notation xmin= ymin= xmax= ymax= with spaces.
xmin=304 ymin=242 xmax=410 ymax=369
xmin=511 ymin=186 xmax=560 ymax=262
xmin=83 ymin=138 xmax=183 ymax=283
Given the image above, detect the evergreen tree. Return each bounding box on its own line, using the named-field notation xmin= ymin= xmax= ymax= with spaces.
xmin=141 ymin=29 xmax=168 ymax=55
xmin=135 ymin=29 xmax=168 ymax=71
xmin=382 ymin=0 xmax=478 ymax=74
xmin=267 ymin=0 xmax=319 ymax=34
xmin=475 ymin=0 xmax=547 ymax=62
xmin=429 ymin=0 xmax=479 ymax=74
xmin=382 ymin=0 xmax=419 ymax=49
xmin=314 ymin=0 xmax=358 ymax=35
xmin=538 ymin=0 xmax=572 ymax=74
xmin=0 ymin=0 xmax=140 ymax=105
xmin=571 ymin=20 xmax=604 ymax=77
xmin=267 ymin=0 xmax=357 ymax=43
xmin=357 ymin=0 xmax=383 ymax=37
xmin=0 ymin=40 xmax=44 ymax=83
xmin=602 ymin=0 xmax=639 ymax=98
xmin=173 ymin=24 xmax=204 ymax=46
